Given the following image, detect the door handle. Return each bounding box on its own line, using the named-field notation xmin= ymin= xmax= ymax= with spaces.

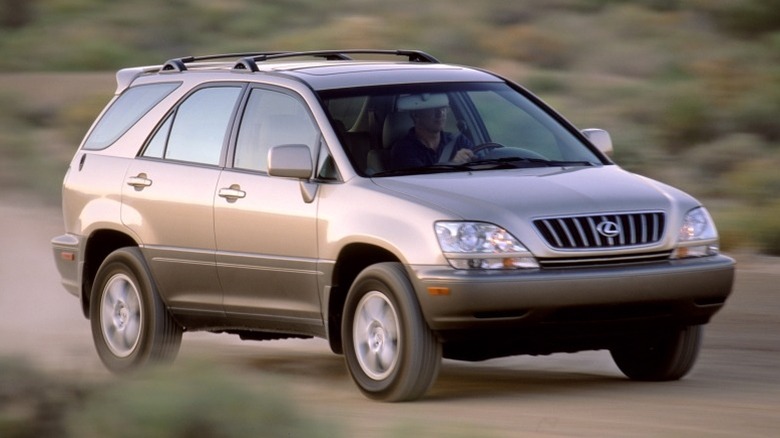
xmin=218 ymin=184 xmax=246 ymax=202
xmin=127 ymin=173 xmax=152 ymax=190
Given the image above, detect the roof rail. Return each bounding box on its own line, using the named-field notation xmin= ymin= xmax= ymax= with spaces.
xmin=232 ymin=49 xmax=440 ymax=73
xmin=160 ymin=52 xmax=291 ymax=72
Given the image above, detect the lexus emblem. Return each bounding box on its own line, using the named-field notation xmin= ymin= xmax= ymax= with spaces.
xmin=596 ymin=220 xmax=621 ymax=238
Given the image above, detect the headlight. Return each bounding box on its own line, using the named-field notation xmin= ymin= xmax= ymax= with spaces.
xmin=672 ymin=207 xmax=719 ymax=259
xmin=435 ymin=222 xmax=539 ymax=270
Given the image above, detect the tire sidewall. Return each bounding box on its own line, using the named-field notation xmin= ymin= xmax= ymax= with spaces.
xmin=89 ymin=247 xmax=159 ymax=373
xmin=342 ymin=262 xmax=438 ymax=400
xmin=611 ymin=325 xmax=702 ymax=381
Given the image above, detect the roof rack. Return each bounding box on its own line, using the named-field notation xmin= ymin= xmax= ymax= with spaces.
xmin=160 ymin=49 xmax=440 ymax=74
xmin=233 ymin=49 xmax=439 ymax=72
xmin=161 ymin=52 xmax=291 ymax=72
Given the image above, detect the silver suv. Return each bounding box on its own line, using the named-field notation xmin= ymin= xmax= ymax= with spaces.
xmin=52 ymin=50 xmax=735 ymax=401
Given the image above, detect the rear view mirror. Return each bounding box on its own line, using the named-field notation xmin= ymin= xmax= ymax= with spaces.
xmin=582 ymin=129 xmax=613 ymax=156
xmin=268 ymin=144 xmax=313 ymax=179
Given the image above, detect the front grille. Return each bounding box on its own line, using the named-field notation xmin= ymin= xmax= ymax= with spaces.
xmin=534 ymin=211 xmax=665 ymax=250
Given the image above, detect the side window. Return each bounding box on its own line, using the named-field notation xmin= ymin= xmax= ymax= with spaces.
xmin=316 ymin=139 xmax=340 ymax=181
xmin=143 ymin=86 xmax=242 ymax=165
xmin=83 ymin=82 xmax=179 ymax=150
xmin=234 ymin=88 xmax=319 ymax=173
xmin=143 ymin=116 xmax=171 ymax=159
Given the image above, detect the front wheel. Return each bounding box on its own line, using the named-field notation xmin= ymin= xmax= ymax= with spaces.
xmin=90 ymin=247 xmax=182 ymax=373
xmin=342 ymin=263 xmax=441 ymax=402
xmin=610 ymin=325 xmax=703 ymax=381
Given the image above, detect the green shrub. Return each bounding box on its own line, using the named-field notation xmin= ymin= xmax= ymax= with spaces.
xmin=722 ymin=200 xmax=780 ymax=255
xmin=708 ymin=0 xmax=780 ymax=37
xmin=732 ymin=87 xmax=780 ymax=142
xmin=750 ymin=201 xmax=780 ymax=256
xmin=65 ymin=362 xmax=337 ymax=438
xmin=0 ymin=358 xmax=338 ymax=438
xmin=0 ymin=358 xmax=76 ymax=438
xmin=683 ymin=133 xmax=768 ymax=179
xmin=56 ymin=93 xmax=108 ymax=146
xmin=656 ymin=84 xmax=717 ymax=152
xmin=481 ymin=24 xmax=572 ymax=69
xmin=724 ymin=154 xmax=780 ymax=205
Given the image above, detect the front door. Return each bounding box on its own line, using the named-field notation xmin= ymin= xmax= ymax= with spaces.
xmin=215 ymin=87 xmax=322 ymax=330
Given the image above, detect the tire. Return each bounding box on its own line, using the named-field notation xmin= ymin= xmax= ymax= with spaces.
xmin=89 ymin=247 xmax=182 ymax=373
xmin=610 ymin=325 xmax=703 ymax=381
xmin=342 ymin=262 xmax=441 ymax=402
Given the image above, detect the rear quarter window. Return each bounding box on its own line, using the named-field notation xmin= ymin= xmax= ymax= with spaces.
xmin=82 ymin=82 xmax=180 ymax=150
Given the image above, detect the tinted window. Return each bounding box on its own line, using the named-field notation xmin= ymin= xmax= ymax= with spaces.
xmin=144 ymin=86 xmax=242 ymax=166
xmin=470 ymin=90 xmax=560 ymax=158
xmin=320 ymin=83 xmax=604 ymax=176
xmin=143 ymin=116 xmax=171 ymax=159
xmin=234 ymin=88 xmax=319 ymax=172
xmin=83 ymin=83 xmax=179 ymax=150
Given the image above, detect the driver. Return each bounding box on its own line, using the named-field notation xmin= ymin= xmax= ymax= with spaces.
xmin=390 ymin=94 xmax=474 ymax=169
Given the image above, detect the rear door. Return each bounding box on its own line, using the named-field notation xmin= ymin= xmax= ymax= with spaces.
xmin=214 ymin=86 xmax=322 ymax=331
xmin=122 ymin=84 xmax=244 ymax=315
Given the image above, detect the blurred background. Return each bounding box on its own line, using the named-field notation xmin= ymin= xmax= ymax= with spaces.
xmin=1 ymin=1 xmax=779 ymax=436
xmin=1 ymin=0 xmax=779 ymax=254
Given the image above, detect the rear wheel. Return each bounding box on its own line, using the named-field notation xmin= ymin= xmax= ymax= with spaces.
xmin=342 ymin=262 xmax=441 ymax=401
xmin=90 ymin=247 xmax=182 ymax=373
xmin=610 ymin=325 xmax=702 ymax=381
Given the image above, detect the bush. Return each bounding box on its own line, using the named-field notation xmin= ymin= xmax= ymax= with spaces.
xmin=708 ymin=0 xmax=780 ymax=37
xmin=750 ymin=201 xmax=780 ymax=256
xmin=724 ymin=153 xmax=780 ymax=205
xmin=0 ymin=358 xmax=338 ymax=438
xmin=66 ymin=362 xmax=337 ymax=438
xmin=732 ymin=87 xmax=780 ymax=142
xmin=683 ymin=133 xmax=767 ymax=179
xmin=0 ymin=358 xmax=78 ymax=438
xmin=655 ymin=84 xmax=718 ymax=152
xmin=481 ymin=24 xmax=572 ymax=69
xmin=56 ymin=93 xmax=109 ymax=146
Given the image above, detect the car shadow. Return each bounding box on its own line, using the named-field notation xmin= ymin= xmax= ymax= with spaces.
xmin=212 ymin=340 xmax=636 ymax=401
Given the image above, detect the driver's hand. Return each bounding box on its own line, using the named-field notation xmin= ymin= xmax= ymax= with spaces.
xmin=451 ymin=148 xmax=474 ymax=164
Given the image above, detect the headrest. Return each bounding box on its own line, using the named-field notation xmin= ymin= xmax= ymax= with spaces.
xmin=396 ymin=93 xmax=449 ymax=111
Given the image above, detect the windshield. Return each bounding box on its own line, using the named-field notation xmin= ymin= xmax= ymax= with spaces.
xmin=319 ymin=82 xmax=606 ymax=177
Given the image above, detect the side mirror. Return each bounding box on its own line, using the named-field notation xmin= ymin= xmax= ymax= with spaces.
xmin=268 ymin=144 xmax=313 ymax=179
xmin=581 ymin=128 xmax=613 ymax=156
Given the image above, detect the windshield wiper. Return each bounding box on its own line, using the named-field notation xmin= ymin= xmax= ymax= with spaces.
xmin=468 ymin=157 xmax=597 ymax=168
xmin=372 ymin=163 xmax=472 ymax=177
xmin=371 ymin=158 xmax=595 ymax=177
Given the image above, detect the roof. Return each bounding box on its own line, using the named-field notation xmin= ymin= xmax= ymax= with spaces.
xmin=115 ymin=50 xmax=503 ymax=93
xmin=278 ymin=62 xmax=501 ymax=90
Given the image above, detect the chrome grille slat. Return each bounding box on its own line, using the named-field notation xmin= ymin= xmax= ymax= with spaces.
xmin=557 ymin=218 xmax=576 ymax=247
xmin=572 ymin=217 xmax=590 ymax=248
xmin=534 ymin=212 xmax=665 ymax=250
xmin=587 ymin=216 xmax=601 ymax=246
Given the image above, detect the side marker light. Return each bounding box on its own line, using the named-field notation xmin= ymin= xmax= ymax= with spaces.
xmin=427 ymin=287 xmax=450 ymax=296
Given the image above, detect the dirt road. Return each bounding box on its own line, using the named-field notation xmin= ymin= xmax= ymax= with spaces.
xmin=1 ymin=196 xmax=778 ymax=437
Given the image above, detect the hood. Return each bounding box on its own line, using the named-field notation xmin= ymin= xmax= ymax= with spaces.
xmin=371 ymin=165 xmax=698 ymax=237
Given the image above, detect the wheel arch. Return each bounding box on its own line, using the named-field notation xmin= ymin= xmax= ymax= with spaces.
xmin=80 ymin=229 xmax=139 ymax=318
xmin=326 ymin=243 xmax=401 ymax=354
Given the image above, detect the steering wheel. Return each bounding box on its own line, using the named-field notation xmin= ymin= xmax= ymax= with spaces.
xmin=472 ymin=142 xmax=505 ymax=156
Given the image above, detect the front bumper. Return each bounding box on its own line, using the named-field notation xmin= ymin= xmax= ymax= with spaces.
xmin=410 ymin=254 xmax=735 ymax=333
